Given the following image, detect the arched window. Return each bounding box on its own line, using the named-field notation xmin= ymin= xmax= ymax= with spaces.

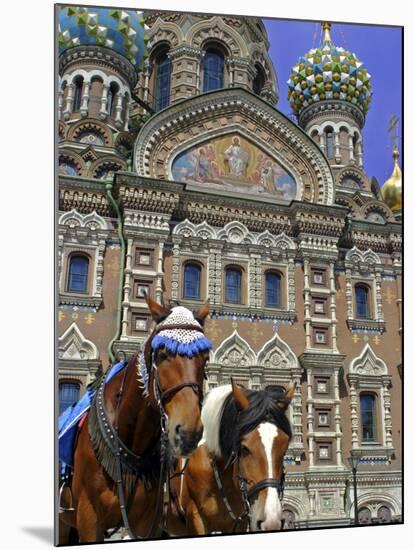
xmin=203 ymin=48 xmax=225 ymax=92
xmin=59 ymin=382 xmax=80 ymax=414
xmin=353 ymin=133 xmax=358 ymax=158
xmin=107 ymin=82 xmax=119 ymax=117
xmin=225 ymin=267 xmax=242 ymax=304
xmin=325 ymin=129 xmax=334 ymax=159
xmin=73 ymin=76 xmax=84 ymax=111
xmin=377 ymin=505 xmax=392 ymax=524
xmin=360 ymin=393 xmax=377 ymax=442
xmin=358 ymin=507 xmax=372 ymax=525
xmin=253 ymin=64 xmax=266 ymax=96
xmin=155 ymin=51 xmax=172 ymax=111
xmin=67 ymin=255 xmax=89 ymax=293
xmin=265 ymin=271 xmax=281 ymax=307
xmin=183 ymin=263 xmax=201 ymax=299
xmin=355 ymin=284 xmax=370 ymax=319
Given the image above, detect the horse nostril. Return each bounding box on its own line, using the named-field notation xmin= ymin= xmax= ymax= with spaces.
xmin=175 ymin=424 xmax=182 ymax=435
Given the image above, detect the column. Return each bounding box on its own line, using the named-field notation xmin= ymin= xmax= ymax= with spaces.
xmin=114 ymin=93 xmax=123 ymax=128
xmin=329 ymin=261 xmax=338 ymax=351
xmin=334 ymin=131 xmax=341 ymax=162
xmin=348 ymin=376 xmax=359 ymax=448
xmin=80 ymin=80 xmax=90 ymax=118
xmin=123 ymin=96 xmax=130 ymax=132
xmin=374 ymin=270 xmax=384 ymax=322
xmin=348 ymin=134 xmax=355 ymax=162
xmin=303 ymin=258 xmax=311 ymax=349
xmin=58 ymin=89 xmax=64 ymax=120
xmin=307 ymin=368 xmax=315 ymax=467
xmin=382 ymin=376 xmax=393 ymax=448
xmin=356 ymin=141 xmax=363 ymax=167
xmin=95 ymin=237 xmax=106 ymax=297
xmin=333 ymin=368 xmax=343 ymax=466
xmin=171 ymin=239 xmax=181 ymax=301
xmin=345 ymin=267 xmax=353 ymax=319
xmin=319 ymin=132 xmax=326 ymax=154
xmin=287 ymin=255 xmax=296 ymax=311
xmin=121 ymin=238 xmax=133 ymax=338
xmin=155 ymin=242 xmax=164 ymax=303
xmin=62 ymin=83 xmax=74 ymax=120
xmin=99 ymin=84 xmax=109 ymax=120
xmin=143 ymin=61 xmax=151 ymax=103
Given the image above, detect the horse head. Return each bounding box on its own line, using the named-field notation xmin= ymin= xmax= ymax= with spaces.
xmin=144 ymin=295 xmax=211 ymax=458
xmin=230 ymin=380 xmax=295 ymax=531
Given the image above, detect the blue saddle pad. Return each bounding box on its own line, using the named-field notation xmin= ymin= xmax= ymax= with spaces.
xmin=58 ymin=360 xmax=128 ymax=469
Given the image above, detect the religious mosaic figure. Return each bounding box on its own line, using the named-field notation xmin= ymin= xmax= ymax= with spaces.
xmin=224 ymin=137 xmax=250 ymax=177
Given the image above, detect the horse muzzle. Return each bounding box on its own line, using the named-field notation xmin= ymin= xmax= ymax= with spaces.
xmin=170 ymin=425 xmax=203 ymax=457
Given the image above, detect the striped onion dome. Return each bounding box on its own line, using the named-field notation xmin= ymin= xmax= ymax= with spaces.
xmin=287 ymin=23 xmax=372 ymax=118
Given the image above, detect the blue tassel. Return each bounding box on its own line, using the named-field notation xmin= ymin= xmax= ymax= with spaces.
xmin=151 ymin=335 xmax=212 ymax=358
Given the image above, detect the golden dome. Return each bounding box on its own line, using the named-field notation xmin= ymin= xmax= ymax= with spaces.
xmin=382 ymin=145 xmax=402 ymax=212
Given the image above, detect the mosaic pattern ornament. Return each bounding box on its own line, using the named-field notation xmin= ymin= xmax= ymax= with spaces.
xmin=171 ymin=134 xmax=297 ymax=201
xmin=287 ymin=39 xmax=372 ymax=117
xmin=58 ymin=5 xmax=149 ymax=69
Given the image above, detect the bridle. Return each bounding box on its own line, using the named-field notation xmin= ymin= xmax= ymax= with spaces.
xmin=212 ymin=436 xmax=286 ymax=532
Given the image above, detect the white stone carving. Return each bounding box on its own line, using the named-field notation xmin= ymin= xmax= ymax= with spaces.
xmin=349 ymin=344 xmax=387 ymax=377
xmin=257 ymin=332 xmax=299 ymax=369
xmin=58 ymin=323 xmax=99 ymax=361
xmin=212 ymin=330 xmax=256 ymax=367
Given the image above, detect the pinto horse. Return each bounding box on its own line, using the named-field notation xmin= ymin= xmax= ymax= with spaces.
xmin=166 ymin=380 xmax=295 ymax=535
xmin=59 ymin=296 xmax=211 ymax=544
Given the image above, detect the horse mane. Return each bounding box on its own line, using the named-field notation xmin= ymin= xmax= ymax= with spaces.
xmin=201 ymin=385 xmax=292 ymax=465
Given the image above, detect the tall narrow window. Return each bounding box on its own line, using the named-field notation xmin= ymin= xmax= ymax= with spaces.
xmin=325 ymin=130 xmax=334 ymax=159
xmin=265 ymin=271 xmax=281 ymax=307
xmin=59 ymin=382 xmax=80 ymax=414
xmin=183 ymin=263 xmax=201 ymax=299
xmin=225 ymin=268 xmax=242 ymax=304
xmin=155 ymin=51 xmax=171 ymax=111
xmin=253 ymin=64 xmax=266 ymax=96
xmin=107 ymin=82 xmax=119 ymax=117
xmin=360 ymin=393 xmax=376 ymax=442
xmin=73 ymin=76 xmax=84 ymax=111
xmin=203 ymin=48 xmax=224 ymax=92
xmin=67 ymin=255 xmax=89 ymax=293
xmin=355 ymin=284 xmax=370 ymax=319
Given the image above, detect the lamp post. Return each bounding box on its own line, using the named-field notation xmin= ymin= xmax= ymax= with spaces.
xmin=349 ymin=455 xmax=360 ymax=526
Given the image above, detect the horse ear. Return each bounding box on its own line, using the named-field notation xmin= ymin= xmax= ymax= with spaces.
xmin=231 ymin=377 xmax=249 ymax=411
xmin=276 ymin=382 xmax=296 ymax=411
xmin=195 ymin=300 xmax=210 ymax=325
xmin=144 ymin=293 xmax=170 ymax=321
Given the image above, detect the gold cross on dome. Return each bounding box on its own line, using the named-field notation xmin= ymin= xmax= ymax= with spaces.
xmin=388 ymin=114 xmax=400 ymax=148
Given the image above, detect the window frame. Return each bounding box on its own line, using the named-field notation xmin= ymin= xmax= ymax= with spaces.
xmin=202 ymin=46 xmax=225 ymax=93
xmin=360 ymin=392 xmax=378 ymax=444
xmin=183 ymin=262 xmax=202 ymax=300
xmin=66 ymin=253 xmax=90 ymax=294
xmin=59 ymin=381 xmax=80 ymax=414
xmin=224 ymin=266 xmax=243 ymax=305
xmin=154 ymin=50 xmax=172 ymax=111
xmin=354 ymin=283 xmax=371 ymax=320
xmin=264 ymin=270 xmax=282 ymax=308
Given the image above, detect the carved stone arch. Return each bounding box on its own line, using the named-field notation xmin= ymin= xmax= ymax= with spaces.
xmin=281 ymin=495 xmax=307 ymax=521
xmin=114 ymin=131 xmax=134 ymax=157
xmin=349 ymin=344 xmax=387 ymax=376
xmin=212 ymin=330 xmax=256 ymax=367
xmin=350 ymin=492 xmax=401 ymax=517
xmin=58 ymin=323 xmax=99 ymax=361
xmin=173 ymin=219 xmax=197 ymax=237
xmin=362 ymin=200 xmax=394 ymax=223
xmin=148 ymin=18 xmax=183 ymax=50
xmin=256 ymin=230 xmax=275 ymax=248
xmin=86 ymin=69 xmax=110 ymax=86
xmin=257 ymin=333 xmax=299 ymax=370
xmin=89 ymin=156 xmax=127 ymax=180
xmin=59 ymin=209 xmax=84 ymax=228
xmin=186 ymin=16 xmax=248 ymax=57
xmin=135 ymin=88 xmax=335 ymax=205
xmin=194 ymin=220 xmax=217 ymax=240
xmin=274 ymin=232 xmax=296 ymax=251
xmin=217 ymin=221 xmax=251 ymax=244
xmin=336 ymin=165 xmax=369 ymax=191
xmin=67 ymin=119 xmax=113 ymax=147
xmin=58 ymin=149 xmax=86 ymax=176
xmin=345 ymin=246 xmax=381 ymax=267
xmin=335 ymin=196 xmax=361 ymax=218
xmin=66 ymin=68 xmax=90 ymax=84
xmin=83 ymin=211 xmax=109 ymax=231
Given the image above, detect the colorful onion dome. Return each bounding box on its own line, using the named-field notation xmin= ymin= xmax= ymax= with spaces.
xmin=58 ymin=5 xmax=149 ymax=69
xmin=287 ymin=23 xmax=372 ymax=118
xmin=382 ymin=145 xmax=402 ymax=212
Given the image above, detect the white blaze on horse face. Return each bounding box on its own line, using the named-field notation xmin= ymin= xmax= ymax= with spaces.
xmin=256 ymin=422 xmax=282 ymax=531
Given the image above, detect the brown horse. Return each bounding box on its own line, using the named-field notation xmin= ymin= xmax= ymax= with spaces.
xmin=166 ymin=380 xmax=295 ymax=536
xmin=59 ymin=296 xmax=211 ymax=543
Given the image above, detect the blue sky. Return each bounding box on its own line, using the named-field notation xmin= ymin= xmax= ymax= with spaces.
xmin=263 ymin=19 xmax=402 ymax=186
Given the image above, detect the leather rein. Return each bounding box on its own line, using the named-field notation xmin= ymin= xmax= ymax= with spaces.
xmin=100 ymin=321 xmax=207 ymax=540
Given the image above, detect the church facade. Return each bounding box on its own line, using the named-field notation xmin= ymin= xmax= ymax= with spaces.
xmin=57 ymin=7 xmax=402 ymax=528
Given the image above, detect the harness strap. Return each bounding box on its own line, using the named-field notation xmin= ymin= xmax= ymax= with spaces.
xmin=246 ymin=478 xmax=284 ymax=500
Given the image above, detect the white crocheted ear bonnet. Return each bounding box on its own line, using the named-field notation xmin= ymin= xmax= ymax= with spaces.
xmin=139 ymin=306 xmax=212 ymax=390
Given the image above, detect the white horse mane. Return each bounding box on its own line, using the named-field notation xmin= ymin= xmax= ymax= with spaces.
xmin=201 ymin=384 xmax=233 ymax=457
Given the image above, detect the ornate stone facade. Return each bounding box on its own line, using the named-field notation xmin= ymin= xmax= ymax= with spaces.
xmin=57 ymin=9 xmax=402 ymax=529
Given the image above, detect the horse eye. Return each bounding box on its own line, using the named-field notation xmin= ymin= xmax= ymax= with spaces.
xmin=156 ymin=351 xmax=169 ymax=363
xmin=241 ymin=445 xmax=250 ymax=456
